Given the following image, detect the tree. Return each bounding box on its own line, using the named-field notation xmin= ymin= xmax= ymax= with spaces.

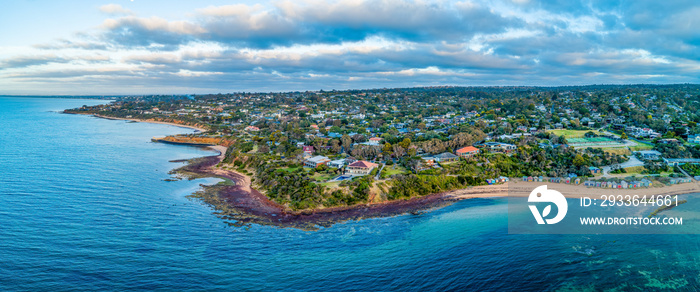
xmin=382 ymin=142 xmax=393 ymax=158
xmin=341 ymin=134 xmax=352 ymax=152
xmin=573 ymin=154 xmax=585 ymax=167
xmin=399 ymin=138 xmax=411 ymax=149
xmin=620 ymin=132 xmax=628 ymax=139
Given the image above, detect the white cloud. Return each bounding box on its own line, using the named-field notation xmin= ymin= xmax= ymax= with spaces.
xmin=99 ymin=4 xmax=134 ymax=15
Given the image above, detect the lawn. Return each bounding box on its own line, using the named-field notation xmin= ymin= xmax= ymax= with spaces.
xmin=276 ymin=167 xmax=302 ymax=173
xmin=311 ymin=172 xmax=337 ymax=182
xmin=629 ymin=144 xmax=654 ymax=151
xmin=547 ymin=129 xmax=605 ymax=138
xmin=382 ymin=166 xmax=408 ymax=176
xmin=319 ymin=181 xmax=341 ymax=188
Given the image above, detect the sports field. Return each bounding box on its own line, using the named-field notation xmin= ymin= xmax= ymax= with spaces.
xmin=567 ymin=136 xmax=622 ymax=147
xmin=547 ymin=129 xmax=605 ymax=138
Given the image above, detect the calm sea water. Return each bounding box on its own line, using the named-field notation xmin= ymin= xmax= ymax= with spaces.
xmin=1 ymin=96 xmax=700 ymax=291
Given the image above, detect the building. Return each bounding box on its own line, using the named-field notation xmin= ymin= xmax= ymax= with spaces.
xmin=369 ymin=137 xmax=383 ymax=144
xmin=304 ymin=156 xmax=331 ymax=168
xmin=478 ymin=142 xmax=517 ymax=153
xmin=432 ymin=152 xmax=459 ymax=163
xmin=455 ymin=146 xmax=479 ymax=158
xmin=345 ymin=160 xmax=379 ymax=175
xmin=638 ymin=150 xmax=662 ymax=160
xmin=688 ymin=134 xmax=700 ymax=144
xmin=302 ymin=146 xmax=314 ymax=154
xmin=328 ymin=159 xmax=346 ymax=168
xmin=244 ymin=126 xmax=260 ymax=132
xmin=589 ymin=166 xmax=601 ymax=175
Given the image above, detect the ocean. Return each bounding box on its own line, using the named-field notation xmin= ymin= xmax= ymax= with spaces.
xmin=1 ymin=96 xmax=699 ymax=291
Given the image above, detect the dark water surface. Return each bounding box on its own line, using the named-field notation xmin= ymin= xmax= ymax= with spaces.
xmin=1 ymin=96 xmax=698 ymax=291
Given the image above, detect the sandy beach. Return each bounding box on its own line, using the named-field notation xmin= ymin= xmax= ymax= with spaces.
xmin=173 ymin=145 xmax=700 ymax=229
xmin=446 ymin=180 xmax=700 ymax=200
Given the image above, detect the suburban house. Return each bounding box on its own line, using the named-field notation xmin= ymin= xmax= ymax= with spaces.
xmin=432 ymin=152 xmax=459 ymax=163
xmin=455 ymin=146 xmax=479 ymax=158
xmin=478 ymin=142 xmax=517 ymax=153
xmin=589 ymin=166 xmax=601 ymax=174
xmin=689 ymin=134 xmax=700 ymax=144
xmin=244 ymin=126 xmax=260 ymax=132
xmin=345 ymin=160 xmax=379 ymax=175
xmin=328 ymin=159 xmax=346 ymax=168
xmin=304 ymin=156 xmax=331 ymax=168
xmin=369 ymin=137 xmax=383 ymax=144
xmin=302 ymin=146 xmax=314 ymax=154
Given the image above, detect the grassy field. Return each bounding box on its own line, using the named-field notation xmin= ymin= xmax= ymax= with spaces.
xmin=276 ymin=166 xmax=302 ymax=173
xmin=629 ymin=144 xmax=654 ymax=151
xmin=311 ymin=172 xmax=336 ymax=182
xmin=318 ymin=181 xmax=341 ymax=188
xmin=547 ymin=129 xmax=605 ymax=138
xmin=382 ymin=166 xmax=408 ymax=176
xmin=603 ymin=148 xmax=631 ymax=155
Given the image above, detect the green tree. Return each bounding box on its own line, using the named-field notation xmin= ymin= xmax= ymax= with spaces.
xmin=573 ymin=154 xmax=585 ymax=167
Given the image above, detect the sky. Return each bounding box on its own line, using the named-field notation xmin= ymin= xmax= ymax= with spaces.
xmin=1 ymin=0 xmax=699 ymax=95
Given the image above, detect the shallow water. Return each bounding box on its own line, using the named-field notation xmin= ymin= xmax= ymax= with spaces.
xmin=1 ymin=96 xmax=699 ymax=291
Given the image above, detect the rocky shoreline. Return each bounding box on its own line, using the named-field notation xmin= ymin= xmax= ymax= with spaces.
xmin=170 ymin=149 xmax=457 ymax=230
xmin=169 ymin=147 xmax=700 ymax=230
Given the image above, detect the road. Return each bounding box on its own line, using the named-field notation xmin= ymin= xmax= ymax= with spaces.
xmin=601 ymin=155 xmax=644 ymax=177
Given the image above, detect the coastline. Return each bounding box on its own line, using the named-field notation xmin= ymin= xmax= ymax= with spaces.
xmin=64 ymin=111 xmax=208 ymax=132
xmin=446 ymin=181 xmax=700 ymax=200
xmin=174 ymin=145 xmax=700 ymax=230
xmin=172 ymin=146 xmax=453 ymax=230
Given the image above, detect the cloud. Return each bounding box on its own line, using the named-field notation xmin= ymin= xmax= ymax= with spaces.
xmin=2 ymin=0 xmax=700 ymax=95
xmin=0 ymin=54 xmax=111 ymax=69
xmin=101 ymin=16 xmax=206 ymax=49
xmin=99 ymin=4 xmax=134 ymax=15
xmin=98 ymin=1 xmax=521 ymax=49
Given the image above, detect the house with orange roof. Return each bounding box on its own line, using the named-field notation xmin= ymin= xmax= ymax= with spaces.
xmin=345 ymin=160 xmax=379 ymax=176
xmin=455 ymin=146 xmax=479 ymax=158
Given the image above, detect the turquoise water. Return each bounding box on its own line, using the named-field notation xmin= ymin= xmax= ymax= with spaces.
xmin=1 ymin=96 xmax=700 ymax=291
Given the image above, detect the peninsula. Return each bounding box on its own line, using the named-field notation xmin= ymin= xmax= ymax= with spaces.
xmin=64 ymin=85 xmax=700 ymax=229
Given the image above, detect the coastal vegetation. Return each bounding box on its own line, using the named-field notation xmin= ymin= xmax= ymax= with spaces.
xmin=64 ymin=85 xmax=700 ymax=214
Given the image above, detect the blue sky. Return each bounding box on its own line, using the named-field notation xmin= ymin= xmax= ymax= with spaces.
xmin=1 ymin=0 xmax=699 ymax=95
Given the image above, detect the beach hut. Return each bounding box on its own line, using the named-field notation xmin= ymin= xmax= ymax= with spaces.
xmin=601 ymin=182 xmax=607 ymax=188
xmin=584 ymin=181 xmax=595 ymax=187
xmin=538 ymin=176 xmax=544 ymax=182
xmin=595 ymin=181 xmax=602 ymax=187
xmin=565 ymin=177 xmax=571 ymax=184
xmin=621 ymin=181 xmax=628 ymax=189
xmin=522 ymin=176 xmax=528 ymax=182
xmin=574 ymin=178 xmax=581 ymax=185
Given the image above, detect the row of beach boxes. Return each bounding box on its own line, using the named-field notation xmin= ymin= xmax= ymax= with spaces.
xmin=486 ymin=176 xmax=510 ymax=185
xmin=522 ymin=176 xmax=694 ymax=187
xmin=522 ymin=176 xmax=652 ymax=188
